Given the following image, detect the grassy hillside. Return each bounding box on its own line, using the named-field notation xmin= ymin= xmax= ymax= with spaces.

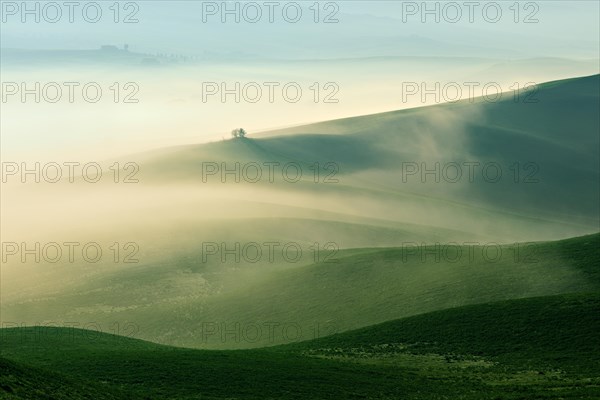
xmin=0 ymin=357 xmax=130 ymax=399
xmin=2 ymin=293 xmax=599 ymax=399
xmin=108 ymin=75 xmax=600 ymax=246
xmin=284 ymin=293 xmax=600 ymax=374
xmin=136 ymin=75 xmax=599 ymax=232
xmin=137 ymin=232 xmax=600 ymax=348
xmin=2 ymin=234 xmax=599 ymax=349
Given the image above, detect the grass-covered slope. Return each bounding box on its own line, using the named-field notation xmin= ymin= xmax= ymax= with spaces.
xmin=137 ymin=75 xmax=599 ymax=231
xmin=25 ymin=74 xmax=595 ymax=246
xmin=1 ymin=293 xmax=599 ymax=399
xmin=0 ymin=357 xmax=131 ymax=399
xmin=285 ymin=293 xmax=600 ymax=374
xmin=137 ymin=233 xmax=599 ymax=349
xmin=3 ymin=234 xmax=598 ymax=350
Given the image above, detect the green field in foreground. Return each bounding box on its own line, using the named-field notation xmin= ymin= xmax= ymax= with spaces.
xmin=1 ymin=292 xmax=599 ymax=399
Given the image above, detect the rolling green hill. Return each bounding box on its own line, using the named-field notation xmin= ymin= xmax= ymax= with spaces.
xmin=134 ymin=74 xmax=599 ymax=238
xmin=2 ymin=234 xmax=599 ymax=349
xmin=284 ymin=293 xmax=600 ymax=374
xmin=2 ymin=292 xmax=599 ymax=399
xmin=36 ymin=73 xmax=589 ymax=279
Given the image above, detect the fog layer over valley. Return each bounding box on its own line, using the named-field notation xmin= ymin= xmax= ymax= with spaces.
xmin=2 ymin=74 xmax=598 ymax=348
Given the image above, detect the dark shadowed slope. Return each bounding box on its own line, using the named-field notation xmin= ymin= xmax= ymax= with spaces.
xmin=2 ymin=292 xmax=599 ymax=399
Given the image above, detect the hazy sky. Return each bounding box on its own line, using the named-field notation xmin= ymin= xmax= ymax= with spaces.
xmin=1 ymin=1 xmax=599 ymax=59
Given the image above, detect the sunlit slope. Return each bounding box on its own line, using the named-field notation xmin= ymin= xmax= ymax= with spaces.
xmin=3 ymin=234 xmax=598 ymax=349
xmin=134 ymin=74 xmax=600 ymax=240
xmin=131 ymin=233 xmax=600 ymax=349
xmin=2 ymin=293 xmax=599 ymax=399
xmin=0 ymin=216 xmax=472 ymax=306
xmin=3 ymin=75 xmax=597 ymax=251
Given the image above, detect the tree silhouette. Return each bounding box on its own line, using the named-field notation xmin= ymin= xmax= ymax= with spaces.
xmin=231 ymin=128 xmax=247 ymax=138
